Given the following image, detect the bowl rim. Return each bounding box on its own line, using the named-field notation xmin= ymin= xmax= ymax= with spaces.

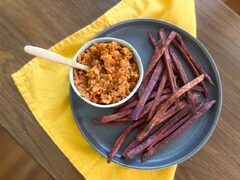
xmin=69 ymin=37 xmax=144 ymax=108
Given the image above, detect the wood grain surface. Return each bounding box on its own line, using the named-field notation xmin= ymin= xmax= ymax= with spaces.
xmin=0 ymin=0 xmax=239 ymax=179
xmin=0 ymin=125 xmax=52 ymax=179
xmin=222 ymin=0 xmax=240 ymax=15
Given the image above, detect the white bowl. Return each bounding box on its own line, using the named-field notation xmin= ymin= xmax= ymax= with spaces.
xmin=69 ymin=37 xmax=144 ymax=108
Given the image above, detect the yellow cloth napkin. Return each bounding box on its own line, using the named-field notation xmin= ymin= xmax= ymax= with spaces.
xmin=12 ymin=0 xmax=196 ymax=179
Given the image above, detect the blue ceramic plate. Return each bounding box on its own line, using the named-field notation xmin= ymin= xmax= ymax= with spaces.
xmin=70 ymin=19 xmax=222 ymax=169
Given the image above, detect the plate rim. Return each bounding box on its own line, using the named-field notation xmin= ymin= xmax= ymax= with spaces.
xmin=69 ymin=18 xmax=223 ymax=170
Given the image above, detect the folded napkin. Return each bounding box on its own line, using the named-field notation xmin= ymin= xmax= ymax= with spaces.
xmin=12 ymin=0 xmax=196 ymax=179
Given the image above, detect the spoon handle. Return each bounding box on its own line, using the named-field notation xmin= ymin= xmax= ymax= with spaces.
xmin=24 ymin=45 xmax=90 ymax=72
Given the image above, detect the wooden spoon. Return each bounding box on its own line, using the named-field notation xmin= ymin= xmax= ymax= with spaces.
xmin=24 ymin=45 xmax=90 ymax=72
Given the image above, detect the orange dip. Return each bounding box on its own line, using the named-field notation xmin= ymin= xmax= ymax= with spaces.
xmin=73 ymin=41 xmax=139 ymax=104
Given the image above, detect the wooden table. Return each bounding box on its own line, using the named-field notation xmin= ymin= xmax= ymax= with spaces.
xmin=0 ymin=0 xmax=239 ymax=179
